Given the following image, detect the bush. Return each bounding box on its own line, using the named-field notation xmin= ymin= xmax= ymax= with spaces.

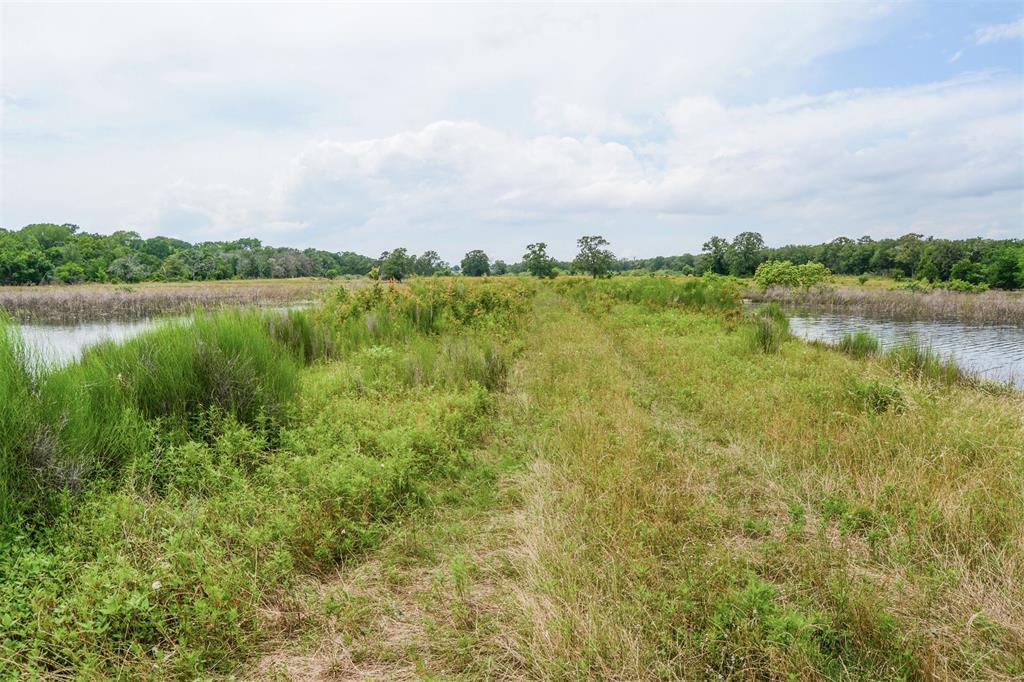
xmin=754 ymin=260 xmax=832 ymax=289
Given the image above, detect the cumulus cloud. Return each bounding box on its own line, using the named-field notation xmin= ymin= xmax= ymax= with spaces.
xmin=257 ymin=75 xmax=1022 ymax=254
xmin=2 ymin=3 xmax=1022 ymax=258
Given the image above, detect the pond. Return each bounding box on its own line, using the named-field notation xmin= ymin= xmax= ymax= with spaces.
xmin=18 ymin=317 xmax=163 ymax=367
xmin=15 ymin=304 xmax=312 ymax=368
xmin=782 ymin=308 xmax=1024 ymax=388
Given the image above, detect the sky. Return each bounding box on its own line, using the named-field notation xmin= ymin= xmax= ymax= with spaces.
xmin=2 ymin=2 xmax=1022 ymax=262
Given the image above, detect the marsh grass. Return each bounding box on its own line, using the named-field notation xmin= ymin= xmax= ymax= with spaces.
xmin=0 ymin=278 xmax=337 ymax=323
xmin=748 ymin=284 xmax=1024 ymax=325
xmin=885 ymin=340 xmax=968 ymax=386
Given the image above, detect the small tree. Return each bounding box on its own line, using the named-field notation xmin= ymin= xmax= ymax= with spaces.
xmin=573 ymin=235 xmax=614 ymax=278
xmin=461 ymin=250 xmax=490 ymax=276
xmin=523 ymin=242 xmax=556 ymax=278
xmin=379 ymin=248 xmax=414 ymax=281
xmin=492 ymin=259 xmax=508 ymax=275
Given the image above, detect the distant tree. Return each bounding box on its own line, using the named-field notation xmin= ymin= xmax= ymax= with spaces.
xmin=915 ymin=255 xmax=939 ymax=283
xmin=701 ymin=236 xmax=729 ymax=275
xmin=492 ymin=259 xmax=508 ymax=275
xmin=106 ymin=254 xmax=149 ymax=283
xmin=986 ymin=248 xmax=1023 ymax=290
xmin=726 ymin=231 xmax=766 ymax=276
xmin=461 ymin=250 xmax=490 ymax=276
xmin=523 ymin=242 xmax=557 ymax=278
xmin=414 ymin=250 xmax=446 ymax=276
xmin=573 ymin=235 xmax=615 ymax=278
xmin=950 ymin=259 xmax=984 ymax=284
xmin=379 ymin=248 xmax=414 ymax=281
xmin=754 ymin=260 xmax=831 ymax=289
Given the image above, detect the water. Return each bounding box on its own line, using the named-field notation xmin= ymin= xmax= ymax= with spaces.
xmin=782 ymin=309 xmax=1024 ymax=388
xmin=18 ymin=318 xmax=162 ymax=367
xmin=15 ymin=304 xmax=312 ymax=368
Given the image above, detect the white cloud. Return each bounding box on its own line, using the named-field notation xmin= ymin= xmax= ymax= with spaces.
xmin=216 ymin=75 xmax=1021 ymax=258
xmin=974 ymin=17 xmax=1024 ymax=44
xmin=1 ymin=3 xmax=1022 ymax=259
xmin=947 ymin=50 xmax=963 ymax=64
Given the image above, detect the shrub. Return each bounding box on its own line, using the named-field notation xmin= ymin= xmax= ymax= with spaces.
xmin=754 ymin=260 xmax=832 ymax=289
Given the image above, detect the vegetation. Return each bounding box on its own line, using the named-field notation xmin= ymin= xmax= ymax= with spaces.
xmin=0 ymin=279 xmax=333 ymax=323
xmin=754 ymin=259 xmax=833 ymax=289
xmin=572 ymin=235 xmax=616 ymax=278
xmin=3 ymin=223 xmax=1022 ymax=290
xmin=460 ymin=250 xmax=491 ymax=277
xmin=0 ymin=274 xmax=1021 ymax=679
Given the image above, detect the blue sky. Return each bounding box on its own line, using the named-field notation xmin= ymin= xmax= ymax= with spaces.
xmin=2 ymin=2 xmax=1022 ymax=262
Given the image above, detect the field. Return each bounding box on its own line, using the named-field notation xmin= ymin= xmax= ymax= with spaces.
xmin=1 ymin=276 xmax=1022 ymax=680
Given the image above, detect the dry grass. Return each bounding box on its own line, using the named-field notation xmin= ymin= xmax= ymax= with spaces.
xmin=0 ymin=278 xmax=351 ymax=322
xmin=747 ymin=285 xmax=1024 ymax=325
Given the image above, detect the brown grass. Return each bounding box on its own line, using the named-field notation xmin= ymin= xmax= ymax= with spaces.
xmin=0 ymin=278 xmax=352 ymax=323
xmin=747 ymin=285 xmax=1024 ymax=325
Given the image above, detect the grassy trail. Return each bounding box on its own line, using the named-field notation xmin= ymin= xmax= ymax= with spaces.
xmin=252 ymin=288 xmax=1022 ymax=680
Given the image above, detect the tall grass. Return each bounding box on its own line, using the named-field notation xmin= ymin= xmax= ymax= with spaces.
xmin=885 ymin=340 xmax=967 ymax=385
xmin=0 ymin=319 xmax=36 ymax=530
xmin=554 ymin=274 xmax=742 ymax=313
xmin=836 ymin=329 xmax=881 ymax=358
xmin=749 ymin=302 xmax=790 ymax=353
xmin=0 ymin=309 xmax=315 ymax=530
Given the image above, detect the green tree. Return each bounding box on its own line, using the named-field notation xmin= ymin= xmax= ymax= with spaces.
xmin=701 ymin=236 xmax=729 ymax=275
xmin=379 ymin=248 xmax=414 ymax=281
xmin=573 ymin=235 xmax=614 ymax=278
xmin=460 ymin=250 xmax=490 ymax=276
xmin=523 ymin=242 xmax=557 ymax=278
xmin=492 ymin=260 xmax=508 ymax=275
xmin=414 ymin=250 xmax=445 ymax=276
xmin=726 ymin=231 xmax=766 ymax=276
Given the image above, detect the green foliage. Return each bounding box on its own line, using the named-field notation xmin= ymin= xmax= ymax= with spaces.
xmin=573 ymin=235 xmax=615 ymax=278
xmin=523 ymin=242 xmax=557 ymax=278
xmin=0 ymin=280 xmax=531 ymax=678
xmin=754 ymin=259 xmax=832 ymax=289
xmin=378 ymin=248 xmax=414 ymax=281
xmin=554 ymin=274 xmax=741 ymax=313
xmin=460 ymin=249 xmax=490 ymax=277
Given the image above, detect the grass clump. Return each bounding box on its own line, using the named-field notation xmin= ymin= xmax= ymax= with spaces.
xmin=749 ymin=302 xmax=790 ymax=353
xmin=836 ymin=330 xmax=881 ymax=358
xmin=885 ymin=341 xmax=966 ymax=386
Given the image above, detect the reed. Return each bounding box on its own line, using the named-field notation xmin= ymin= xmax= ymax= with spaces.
xmin=0 ymin=279 xmax=340 ymax=323
xmin=747 ymin=285 xmax=1024 ymax=325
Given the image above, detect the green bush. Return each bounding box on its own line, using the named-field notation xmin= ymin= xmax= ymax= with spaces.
xmin=754 ymin=260 xmax=832 ymax=289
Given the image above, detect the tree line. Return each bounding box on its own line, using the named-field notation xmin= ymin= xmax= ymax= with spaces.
xmin=1 ymin=223 xmax=1022 ymax=289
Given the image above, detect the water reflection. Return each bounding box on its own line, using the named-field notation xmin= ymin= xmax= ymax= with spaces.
xmin=784 ymin=310 xmax=1024 ymax=388
xmin=19 ymin=318 xmax=162 ymax=367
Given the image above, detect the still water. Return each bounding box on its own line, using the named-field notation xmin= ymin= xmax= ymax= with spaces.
xmin=18 ymin=318 xmax=162 ymax=367
xmin=783 ymin=309 xmax=1024 ymax=388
